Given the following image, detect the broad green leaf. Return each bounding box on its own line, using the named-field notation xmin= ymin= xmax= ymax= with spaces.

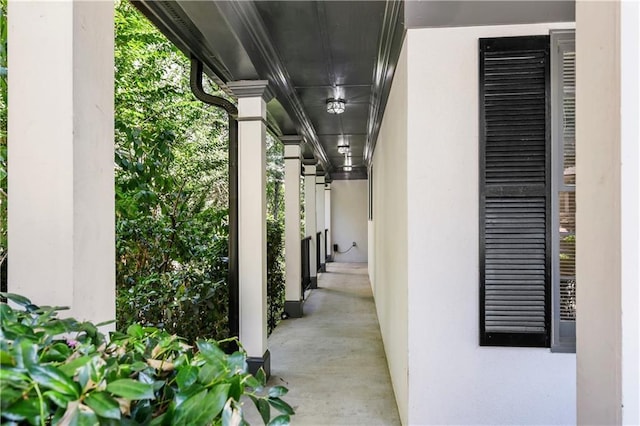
xmin=2 ymin=398 xmax=42 ymax=423
xmin=106 ymin=379 xmax=155 ymax=400
xmin=44 ymin=390 xmax=73 ymax=408
xmin=58 ymin=355 xmax=92 ymax=376
xmin=228 ymin=375 xmax=243 ymax=402
xmin=243 ymin=374 xmax=262 ymax=390
xmin=1 ymin=292 xmax=31 ymax=307
xmin=0 ymin=302 xmax=15 ymax=322
xmin=268 ymin=415 xmax=291 ymax=426
xmin=29 ymin=364 xmax=80 ymax=398
xmin=268 ymin=386 xmax=288 ymax=398
xmin=173 ymin=384 xmax=230 ymax=425
xmin=227 ymin=352 xmax=246 ymax=374
xmin=267 ymin=397 xmax=295 ymax=416
xmin=0 ymin=367 xmax=30 ymax=384
xmin=255 ymin=368 xmax=267 ymax=386
xmin=253 ymin=397 xmax=270 ymax=425
xmin=149 ymin=412 xmax=167 ymax=426
xmin=205 ymin=383 xmax=231 ymax=420
xmin=126 ymin=324 xmax=143 ymax=338
xmin=197 ymin=362 xmax=223 ymax=385
xmin=0 ymin=387 xmax=23 ymax=409
xmin=64 ymin=404 xmax=100 ymax=426
xmin=130 ymin=361 xmax=148 ymax=372
xmin=14 ymin=339 xmax=38 ymax=370
xmin=196 ymin=340 xmax=225 ymax=363
xmin=41 ymin=342 xmax=72 ymax=362
xmin=174 ymin=383 xmax=205 ymax=406
xmin=175 ymin=364 xmax=197 ymax=390
xmin=172 ymin=389 xmax=206 ymax=423
xmin=84 ymin=391 xmax=121 ymax=420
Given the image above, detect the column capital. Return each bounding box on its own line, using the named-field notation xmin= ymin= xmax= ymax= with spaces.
xmin=302 ymin=158 xmax=318 ymax=166
xmin=280 ymin=135 xmax=304 ymax=146
xmin=227 ymin=80 xmax=274 ymax=102
xmin=325 ymin=183 xmax=332 ymax=191
xmin=304 ymin=163 xmax=316 ymax=176
xmin=316 ymin=175 xmax=325 ymax=184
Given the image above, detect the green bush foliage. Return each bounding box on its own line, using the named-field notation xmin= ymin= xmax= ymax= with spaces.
xmin=266 ymin=219 xmax=285 ymax=333
xmin=114 ymin=0 xmax=286 ymax=342
xmin=0 ymin=293 xmax=293 ymax=425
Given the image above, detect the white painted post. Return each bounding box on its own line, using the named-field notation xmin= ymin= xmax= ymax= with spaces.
xmin=7 ymin=1 xmax=115 ymax=325
xmin=620 ymin=2 xmax=640 ymax=422
xmin=282 ymin=136 xmax=303 ymax=317
xmin=304 ymin=163 xmax=318 ymax=287
xmin=325 ymin=183 xmax=332 ymax=262
xmin=316 ymin=174 xmax=326 ymax=272
xmin=576 ymin=0 xmax=640 ymax=423
xmin=227 ymin=80 xmax=272 ymax=374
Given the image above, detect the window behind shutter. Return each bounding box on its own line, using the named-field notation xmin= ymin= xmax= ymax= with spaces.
xmin=479 ymin=36 xmax=550 ymax=347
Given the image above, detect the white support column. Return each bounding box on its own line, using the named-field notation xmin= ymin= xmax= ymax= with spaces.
xmin=281 ymin=136 xmax=303 ymax=318
xmin=576 ymin=0 xmax=640 ymax=423
xmin=304 ymin=162 xmax=318 ymax=287
xmin=620 ymin=2 xmax=640 ymax=422
xmin=8 ymin=1 xmax=115 ymax=325
xmin=325 ymin=183 xmax=332 ymax=262
xmin=316 ymin=174 xmax=326 ymax=272
xmin=227 ymin=80 xmax=272 ymax=375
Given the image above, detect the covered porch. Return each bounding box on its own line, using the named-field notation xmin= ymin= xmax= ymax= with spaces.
xmin=6 ymin=0 xmax=640 ymax=424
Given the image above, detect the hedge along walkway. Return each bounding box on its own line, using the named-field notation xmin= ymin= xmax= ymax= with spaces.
xmin=245 ymin=262 xmax=401 ymax=425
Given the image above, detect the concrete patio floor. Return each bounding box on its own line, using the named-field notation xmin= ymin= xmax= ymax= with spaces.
xmin=245 ymin=262 xmax=401 ymax=425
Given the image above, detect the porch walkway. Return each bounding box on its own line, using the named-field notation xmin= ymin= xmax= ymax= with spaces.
xmin=247 ymin=262 xmax=401 ymax=425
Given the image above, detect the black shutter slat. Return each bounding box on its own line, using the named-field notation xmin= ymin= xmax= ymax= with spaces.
xmin=479 ymin=36 xmax=551 ymax=347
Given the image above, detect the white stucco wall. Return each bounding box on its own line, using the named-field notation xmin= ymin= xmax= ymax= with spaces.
xmin=370 ymin=41 xmax=409 ymax=425
xmin=404 ymin=24 xmax=576 ymax=425
xmin=331 ymin=180 xmax=368 ymax=263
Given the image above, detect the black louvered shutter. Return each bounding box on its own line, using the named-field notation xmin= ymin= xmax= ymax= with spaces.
xmin=479 ymin=36 xmax=550 ymax=347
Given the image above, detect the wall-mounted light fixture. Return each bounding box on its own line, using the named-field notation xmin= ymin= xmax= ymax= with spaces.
xmin=343 ymin=166 xmax=353 ymax=172
xmin=326 ymin=98 xmax=346 ymax=114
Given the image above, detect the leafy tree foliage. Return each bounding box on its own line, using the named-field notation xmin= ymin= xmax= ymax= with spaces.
xmin=114 ymin=0 xmax=231 ymax=341
xmin=115 ymin=0 xmax=285 ymax=341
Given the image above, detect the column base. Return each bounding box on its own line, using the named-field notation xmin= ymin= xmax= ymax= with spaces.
xmin=309 ymin=276 xmax=318 ymax=289
xmin=284 ymin=300 xmax=303 ymax=318
xmin=319 ymin=263 xmax=326 ymax=272
xmin=247 ymin=349 xmax=271 ymax=378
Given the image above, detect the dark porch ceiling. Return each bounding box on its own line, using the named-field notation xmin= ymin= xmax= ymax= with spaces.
xmin=133 ymin=0 xmax=404 ymax=180
xmin=132 ymin=0 xmax=573 ymax=180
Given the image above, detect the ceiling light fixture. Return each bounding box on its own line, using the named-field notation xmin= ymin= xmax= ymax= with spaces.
xmin=326 ymin=98 xmax=346 ymax=114
xmin=337 ymin=144 xmax=350 ymax=155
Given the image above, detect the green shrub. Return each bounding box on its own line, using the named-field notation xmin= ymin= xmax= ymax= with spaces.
xmin=0 ymin=293 xmax=293 ymax=426
xmin=116 ymin=209 xmax=231 ymax=342
xmin=266 ymin=219 xmax=285 ymax=334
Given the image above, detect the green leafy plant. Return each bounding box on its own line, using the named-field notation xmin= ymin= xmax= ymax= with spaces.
xmin=266 ymin=218 xmax=285 ymax=333
xmin=0 ymin=293 xmax=293 ymax=425
xmin=113 ymin=0 xmax=287 ymax=343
